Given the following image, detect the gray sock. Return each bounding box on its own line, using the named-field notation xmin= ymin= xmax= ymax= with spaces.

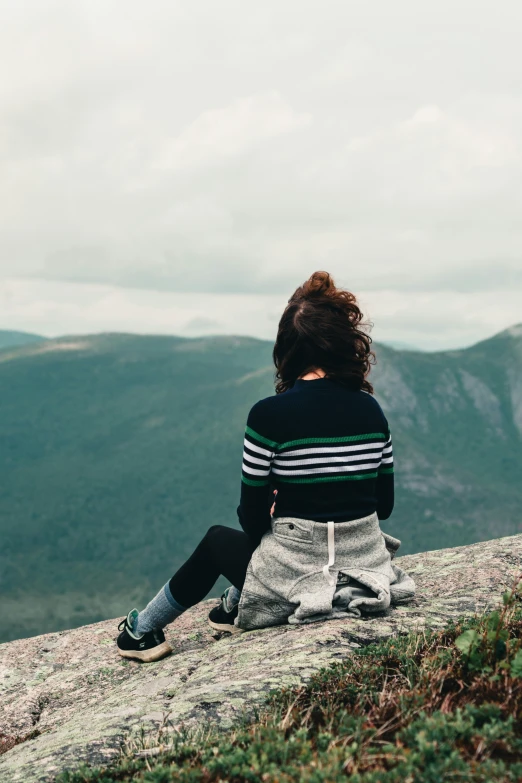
xmin=134 ymin=583 xmax=186 ymax=635
xmin=224 ymin=586 xmax=241 ymax=611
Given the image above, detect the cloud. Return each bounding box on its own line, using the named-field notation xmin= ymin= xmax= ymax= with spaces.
xmin=0 ymin=0 xmax=521 ymax=341
xmin=152 ymin=92 xmax=311 ymax=172
xmin=184 ymin=316 xmax=221 ymax=333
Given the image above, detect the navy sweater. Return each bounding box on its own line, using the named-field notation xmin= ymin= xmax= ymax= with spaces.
xmin=237 ymin=377 xmax=394 ymax=545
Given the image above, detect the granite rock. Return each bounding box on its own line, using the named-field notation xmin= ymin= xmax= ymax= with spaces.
xmin=0 ymin=534 xmax=521 ymax=782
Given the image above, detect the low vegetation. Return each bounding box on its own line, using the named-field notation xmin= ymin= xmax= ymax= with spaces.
xmin=60 ymin=584 xmax=522 ymax=783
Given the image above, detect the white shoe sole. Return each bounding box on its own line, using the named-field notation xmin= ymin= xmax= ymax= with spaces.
xmin=118 ymin=641 xmax=173 ymax=662
xmin=208 ymin=618 xmax=243 ymax=634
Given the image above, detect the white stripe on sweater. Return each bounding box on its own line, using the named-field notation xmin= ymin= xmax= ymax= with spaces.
xmin=274 ymin=451 xmax=382 ymax=467
xmin=272 ymin=462 xmax=380 ymax=476
xmin=243 ymin=438 xmax=274 ymax=458
xmin=242 ymin=462 xmax=271 ymax=477
xmin=279 ymin=441 xmax=386 ymax=457
xmin=243 ymin=453 xmax=272 ymax=468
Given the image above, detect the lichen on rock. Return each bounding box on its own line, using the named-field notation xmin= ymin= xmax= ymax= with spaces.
xmin=1 ymin=533 xmax=521 ymax=782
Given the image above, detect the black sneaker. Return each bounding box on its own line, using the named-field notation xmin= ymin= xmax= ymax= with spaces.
xmin=117 ymin=609 xmax=173 ymax=662
xmin=208 ymin=587 xmax=242 ymax=634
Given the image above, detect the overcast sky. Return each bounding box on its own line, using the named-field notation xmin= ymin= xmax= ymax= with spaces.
xmin=1 ymin=1 xmax=521 ymax=350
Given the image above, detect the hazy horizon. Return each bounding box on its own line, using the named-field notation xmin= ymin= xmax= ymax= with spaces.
xmin=2 ymin=317 xmax=520 ymax=355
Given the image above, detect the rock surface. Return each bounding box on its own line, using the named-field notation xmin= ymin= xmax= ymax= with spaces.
xmin=1 ymin=534 xmax=521 ymax=782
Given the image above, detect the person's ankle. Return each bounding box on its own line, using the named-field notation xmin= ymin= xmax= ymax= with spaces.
xmin=135 ymin=583 xmax=186 ymax=636
xmin=224 ymin=586 xmax=241 ymax=612
xmin=128 ymin=609 xmax=142 ymax=637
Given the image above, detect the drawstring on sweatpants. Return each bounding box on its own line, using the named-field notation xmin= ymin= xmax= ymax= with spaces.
xmin=322 ymin=520 xmax=336 ymax=586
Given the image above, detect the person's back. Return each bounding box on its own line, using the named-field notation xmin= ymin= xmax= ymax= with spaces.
xmin=239 ymin=377 xmax=393 ymax=543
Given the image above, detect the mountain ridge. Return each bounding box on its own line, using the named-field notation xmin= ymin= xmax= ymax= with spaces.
xmin=0 ymin=324 xmax=520 ymax=643
xmin=2 ymin=320 xmax=520 ymax=356
xmin=0 ymin=329 xmax=44 ymax=351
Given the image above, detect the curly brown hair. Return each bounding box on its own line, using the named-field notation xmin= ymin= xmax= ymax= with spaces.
xmin=273 ymin=271 xmax=375 ymax=394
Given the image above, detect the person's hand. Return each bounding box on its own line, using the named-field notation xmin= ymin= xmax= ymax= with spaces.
xmin=270 ymin=489 xmax=278 ymax=516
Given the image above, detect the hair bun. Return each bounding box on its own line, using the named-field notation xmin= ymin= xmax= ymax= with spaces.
xmin=302 ymin=270 xmax=335 ymax=297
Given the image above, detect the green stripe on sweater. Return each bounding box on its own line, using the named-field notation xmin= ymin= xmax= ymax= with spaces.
xmin=278 ymin=432 xmax=386 ymax=450
xmin=241 ymin=475 xmax=270 ymax=487
xmin=245 ymin=426 xmax=279 ymax=449
xmin=275 ymin=472 xmax=378 ymax=484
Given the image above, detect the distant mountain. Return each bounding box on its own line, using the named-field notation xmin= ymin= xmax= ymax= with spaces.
xmin=0 ymin=329 xmax=44 ymax=350
xmin=379 ymin=340 xmax=423 ymax=351
xmin=0 ymin=326 xmax=520 ymax=643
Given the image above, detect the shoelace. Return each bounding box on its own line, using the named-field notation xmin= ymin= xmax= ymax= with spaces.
xmin=117 ymin=618 xmax=127 ymax=632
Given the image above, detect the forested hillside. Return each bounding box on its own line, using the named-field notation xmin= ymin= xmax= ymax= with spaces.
xmin=0 ymin=329 xmax=43 ymax=350
xmin=1 ymin=326 xmax=521 ymax=642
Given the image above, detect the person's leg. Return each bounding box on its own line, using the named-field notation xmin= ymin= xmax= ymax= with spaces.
xmin=134 ymin=526 xmax=253 ymax=635
xmin=169 ymin=525 xmax=253 ymax=607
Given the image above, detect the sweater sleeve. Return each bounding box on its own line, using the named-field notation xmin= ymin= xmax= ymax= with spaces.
xmin=376 ymin=429 xmax=394 ymax=521
xmin=236 ymin=402 xmax=277 ymax=547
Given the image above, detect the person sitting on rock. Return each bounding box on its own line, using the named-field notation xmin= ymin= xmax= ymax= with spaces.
xmin=116 ymin=271 xmax=415 ymax=662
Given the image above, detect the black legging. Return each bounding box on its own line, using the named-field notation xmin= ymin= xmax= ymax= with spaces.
xmin=168 ymin=525 xmax=254 ymax=608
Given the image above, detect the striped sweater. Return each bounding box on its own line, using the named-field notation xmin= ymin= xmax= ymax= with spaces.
xmin=237 ymin=376 xmax=394 ymax=545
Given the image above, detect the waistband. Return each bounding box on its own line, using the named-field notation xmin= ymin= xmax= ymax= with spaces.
xmin=271 ymin=511 xmax=379 ymax=588
xmin=271 ymin=511 xmax=379 ymax=534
